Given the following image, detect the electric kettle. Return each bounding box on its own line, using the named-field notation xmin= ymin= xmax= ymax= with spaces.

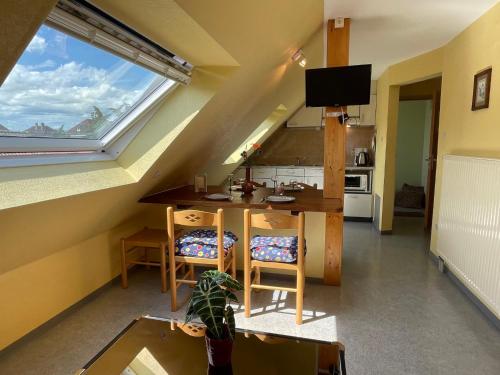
xmin=355 ymin=151 xmax=369 ymax=166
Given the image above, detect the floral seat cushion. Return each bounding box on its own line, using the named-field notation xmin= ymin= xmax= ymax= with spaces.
xmin=175 ymin=229 xmax=238 ymax=259
xmin=250 ymin=235 xmax=306 ymax=263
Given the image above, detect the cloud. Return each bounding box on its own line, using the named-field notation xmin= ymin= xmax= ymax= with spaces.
xmin=26 ymin=60 xmax=56 ymax=70
xmin=26 ymin=35 xmax=47 ymax=53
xmin=0 ymin=61 xmax=160 ymax=132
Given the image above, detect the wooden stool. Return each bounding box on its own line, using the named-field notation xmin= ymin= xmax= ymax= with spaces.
xmin=243 ymin=210 xmax=306 ymax=324
xmin=121 ymin=227 xmax=180 ymax=293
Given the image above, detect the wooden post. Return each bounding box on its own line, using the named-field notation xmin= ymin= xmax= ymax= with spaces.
xmin=324 ymin=19 xmax=350 ymax=285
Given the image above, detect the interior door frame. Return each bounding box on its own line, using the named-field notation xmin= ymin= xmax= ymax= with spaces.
xmin=398 ymin=90 xmax=441 ymax=230
xmin=424 ymin=90 xmax=441 ymax=230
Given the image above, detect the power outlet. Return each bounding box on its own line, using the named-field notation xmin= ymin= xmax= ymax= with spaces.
xmin=334 ymin=17 xmax=345 ymax=28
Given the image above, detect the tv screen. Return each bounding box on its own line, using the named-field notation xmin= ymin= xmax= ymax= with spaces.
xmin=305 ymin=64 xmax=372 ymax=107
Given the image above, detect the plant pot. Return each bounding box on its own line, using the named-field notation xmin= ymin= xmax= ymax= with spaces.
xmin=205 ymin=329 xmax=233 ymax=375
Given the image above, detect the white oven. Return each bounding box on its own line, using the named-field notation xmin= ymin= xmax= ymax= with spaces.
xmin=345 ymin=173 xmax=369 ymax=192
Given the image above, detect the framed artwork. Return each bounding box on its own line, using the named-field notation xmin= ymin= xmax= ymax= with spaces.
xmin=472 ymin=68 xmax=492 ymax=111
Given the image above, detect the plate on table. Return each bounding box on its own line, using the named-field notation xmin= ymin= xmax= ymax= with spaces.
xmin=265 ymin=195 xmax=296 ymax=203
xmin=204 ymin=193 xmax=233 ymax=201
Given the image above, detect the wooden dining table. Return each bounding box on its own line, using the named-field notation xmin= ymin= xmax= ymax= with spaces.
xmin=139 ymin=185 xmax=343 ymax=283
xmin=139 ymin=185 xmax=343 ymax=213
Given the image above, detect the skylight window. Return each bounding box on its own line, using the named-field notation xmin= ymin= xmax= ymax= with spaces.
xmin=0 ymin=0 xmax=191 ymax=161
xmin=223 ymin=104 xmax=287 ymax=165
xmin=0 ymin=24 xmax=166 ymax=140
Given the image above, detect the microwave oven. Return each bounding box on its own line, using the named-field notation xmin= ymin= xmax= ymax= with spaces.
xmin=345 ymin=173 xmax=369 ymax=192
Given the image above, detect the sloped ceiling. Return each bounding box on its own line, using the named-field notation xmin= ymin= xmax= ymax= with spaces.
xmin=0 ymin=0 xmax=323 ymax=273
xmin=93 ymin=0 xmax=325 ymax=190
xmin=0 ymin=0 xmax=57 ymax=84
xmin=325 ymin=0 xmax=499 ymax=77
xmin=91 ymin=0 xmax=238 ymax=67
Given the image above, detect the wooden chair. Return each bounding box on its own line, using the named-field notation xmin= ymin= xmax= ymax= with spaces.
xmin=243 ymin=210 xmax=306 ymax=324
xmin=297 ymin=182 xmax=317 ymax=189
xmin=121 ymin=227 xmax=180 ymax=293
xmin=167 ymin=207 xmax=237 ymax=311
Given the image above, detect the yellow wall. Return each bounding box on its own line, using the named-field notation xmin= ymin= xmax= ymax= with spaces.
xmin=0 ymin=208 xmax=161 ymax=349
xmin=0 ymin=67 xmax=229 ymax=350
xmin=430 ymin=3 xmax=500 ymax=251
xmin=0 ymin=0 xmax=324 ymax=350
xmin=374 ymin=3 xmax=500 ymax=251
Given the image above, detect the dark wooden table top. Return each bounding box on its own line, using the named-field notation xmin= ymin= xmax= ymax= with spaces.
xmin=139 ymin=185 xmax=343 ymax=213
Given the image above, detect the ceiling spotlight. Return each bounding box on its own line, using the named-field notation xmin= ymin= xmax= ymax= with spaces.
xmin=292 ymin=49 xmax=307 ymax=68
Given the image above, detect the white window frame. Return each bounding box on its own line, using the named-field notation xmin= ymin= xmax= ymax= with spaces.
xmin=0 ymin=80 xmax=178 ymax=168
xmin=0 ymin=0 xmax=189 ymax=168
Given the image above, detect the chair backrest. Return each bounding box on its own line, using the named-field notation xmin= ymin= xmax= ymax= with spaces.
xmin=170 ymin=321 xmax=206 ymax=337
xmin=167 ymin=207 xmax=225 ymax=267
xmin=172 ymin=209 xmax=219 ymax=227
xmin=248 ymin=212 xmax=301 ymax=230
xmin=243 ymin=210 xmax=305 ymax=263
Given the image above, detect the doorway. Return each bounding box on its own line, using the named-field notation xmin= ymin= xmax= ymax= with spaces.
xmin=393 ymin=77 xmax=441 ymax=230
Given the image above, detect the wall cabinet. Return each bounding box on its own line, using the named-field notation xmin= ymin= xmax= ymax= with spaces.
xmin=359 ymin=94 xmax=377 ymax=126
xmin=347 ymin=94 xmax=377 ymax=126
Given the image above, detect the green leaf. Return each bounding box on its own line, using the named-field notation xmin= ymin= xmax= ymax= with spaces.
xmin=224 ymin=290 xmax=239 ymax=303
xmin=224 ymin=305 xmax=236 ymax=340
xmin=201 ymin=270 xmax=243 ymax=291
xmin=185 ymin=298 xmax=196 ymax=323
xmin=185 ymin=270 xmax=242 ymax=339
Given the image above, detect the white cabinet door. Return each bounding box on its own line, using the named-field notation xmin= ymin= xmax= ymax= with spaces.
xmin=359 ymin=94 xmax=376 ymax=126
xmin=344 ymin=193 xmax=373 ymax=218
xmin=304 ymin=167 xmax=323 ymax=177
xmin=276 ymin=168 xmax=305 ymax=177
xmin=252 ymin=167 xmax=276 ymax=179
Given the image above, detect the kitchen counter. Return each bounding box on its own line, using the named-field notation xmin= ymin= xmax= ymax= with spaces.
xmin=248 ymin=165 xmax=374 ymax=169
xmin=139 ymin=185 xmax=343 ymax=213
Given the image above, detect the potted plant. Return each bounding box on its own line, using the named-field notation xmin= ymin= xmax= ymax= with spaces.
xmin=186 ymin=270 xmax=243 ymax=374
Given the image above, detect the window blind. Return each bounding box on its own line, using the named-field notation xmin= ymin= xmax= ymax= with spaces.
xmin=46 ymin=0 xmax=192 ymax=84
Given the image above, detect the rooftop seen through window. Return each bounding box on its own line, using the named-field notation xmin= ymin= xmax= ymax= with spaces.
xmin=0 ymin=24 xmax=169 ymax=140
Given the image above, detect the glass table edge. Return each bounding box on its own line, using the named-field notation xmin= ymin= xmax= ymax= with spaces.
xmin=79 ymin=315 xmax=341 ymax=372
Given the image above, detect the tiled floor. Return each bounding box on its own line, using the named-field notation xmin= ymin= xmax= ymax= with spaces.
xmin=1 ymin=218 xmax=499 ymax=374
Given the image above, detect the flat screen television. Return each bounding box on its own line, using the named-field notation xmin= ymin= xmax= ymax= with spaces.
xmin=305 ymin=64 xmax=372 ymax=107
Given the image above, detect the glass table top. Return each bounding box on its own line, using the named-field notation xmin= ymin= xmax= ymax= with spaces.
xmin=77 ymin=316 xmax=344 ymax=375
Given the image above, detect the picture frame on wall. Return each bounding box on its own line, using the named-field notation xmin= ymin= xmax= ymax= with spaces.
xmin=472 ymin=67 xmax=492 ymax=111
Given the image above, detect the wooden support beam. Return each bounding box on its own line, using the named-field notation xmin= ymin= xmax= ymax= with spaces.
xmin=323 ymin=19 xmax=350 ymax=286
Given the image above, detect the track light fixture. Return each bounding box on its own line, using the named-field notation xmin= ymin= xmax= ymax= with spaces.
xmin=292 ymin=49 xmax=307 ymax=67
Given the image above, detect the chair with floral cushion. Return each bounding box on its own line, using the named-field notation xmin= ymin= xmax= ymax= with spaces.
xmin=167 ymin=207 xmax=238 ymax=311
xmin=243 ymin=209 xmax=306 ymax=324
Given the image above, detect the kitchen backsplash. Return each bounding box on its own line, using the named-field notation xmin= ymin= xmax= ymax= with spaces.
xmin=248 ymin=125 xmax=375 ymax=166
xmin=345 ymin=126 xmax=375 ymax=166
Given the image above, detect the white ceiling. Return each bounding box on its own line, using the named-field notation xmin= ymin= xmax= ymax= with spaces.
xmin=324 ymin=0 xmax=499 ymax=77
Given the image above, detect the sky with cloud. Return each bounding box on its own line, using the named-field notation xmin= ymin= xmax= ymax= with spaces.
xmin=0 ymin=24 xmax=163 ymax=135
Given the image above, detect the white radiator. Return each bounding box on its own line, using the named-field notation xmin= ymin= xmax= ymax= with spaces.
xmin=437 ymin=155 xmax=500 ymax=318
